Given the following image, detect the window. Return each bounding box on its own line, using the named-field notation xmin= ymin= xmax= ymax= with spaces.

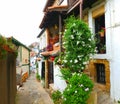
xmin=94 ymin=14 xmax=106 ymax=54
xmin=95 ymin=63 xmax=106 ymax=84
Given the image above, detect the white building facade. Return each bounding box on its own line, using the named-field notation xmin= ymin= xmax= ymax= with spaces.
xmin=87 ymin=0 xmax=120 ymax=100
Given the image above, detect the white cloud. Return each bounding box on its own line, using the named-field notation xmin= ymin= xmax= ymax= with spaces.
xmin=0 ymin=0 xmax=46 ymax=46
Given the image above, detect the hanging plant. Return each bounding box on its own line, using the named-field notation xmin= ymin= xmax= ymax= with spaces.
xmin=0 ymin=35 xmax=7 ymax=59
xmin=99 ymin=27 xmax=105 ymax=37
xmin=0 ymin=34 xmax=18 ymax=59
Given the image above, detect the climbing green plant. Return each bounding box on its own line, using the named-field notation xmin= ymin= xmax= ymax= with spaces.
xmin=62 ymin=15 xmax=96 ymax=73
xmin=52 ymin=16 xmax=96 ymax=104
xmin=52 ymin=90 xmax=63 ymax=104
xmin=62 ymin=73 xmax=94 ymax=104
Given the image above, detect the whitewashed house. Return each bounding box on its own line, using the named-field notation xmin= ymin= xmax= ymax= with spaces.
xmin=37 ymin=29 xmax=47 ymax=79
xmin=38 ymin=0 xmax=120 ymax=101
xmin=84 ymin=0 xmax=120 ymax=101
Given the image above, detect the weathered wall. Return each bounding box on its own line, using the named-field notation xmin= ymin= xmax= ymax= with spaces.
xmin=87 ymin=0 xmax=120 ymax=100
xmin=109 ymin=0 xmax=120 ymax=100
xmin=22 ymin=46 xmax=29 ymax=65
xmin=0 ymin=53 xmax=16 ymax=104
xmin=39 ymin=31 xmax=47 ymax=50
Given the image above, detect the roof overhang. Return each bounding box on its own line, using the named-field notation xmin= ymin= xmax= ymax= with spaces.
xmin=48 ymin=5 xmax=68 ymax=12
xmin=40 ymin=5 xmax=68 ymax=29
xmin=37 ymin=28 xmax=45 ymax=38
xmin=43 ymin=0 xmax=55 ymax=12
xmin=40 ymin=0 xmax=97 ymax=29
xmin=10 ymin=37 xmax=31 ymax=51
xmin=39 ymin=11 xmax=59 ymax=29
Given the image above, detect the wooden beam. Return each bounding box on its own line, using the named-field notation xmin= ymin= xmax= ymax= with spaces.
xmin=59 ymin=14 xmax=62 ymax=53
xmin=80 ymin=0 xmax=83 ymax=19
xmin=67 ymin=0 xmax=80 ymax=14
xmin=46 ymin=28 xmax=50 ymax=45
xmin=45 ymin=59 xmax=49 ymax=88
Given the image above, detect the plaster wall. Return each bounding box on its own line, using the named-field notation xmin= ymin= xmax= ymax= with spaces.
xmin=54 ymin=64 xmax=67 ymax=92
xmin=39 ymin=31 xmax=47 ymax=50
xmin=21 ymin=46 xmax=30 ymax=74
xmin=38 ymin=61 xmax=42 ymax=77
xmin=88 ymin=0 xmax=120 ymax=100
xmin=109 ymin=0 xmax=120 ymax=100
xmin=22 ymin=46 xmax=29 ymax=65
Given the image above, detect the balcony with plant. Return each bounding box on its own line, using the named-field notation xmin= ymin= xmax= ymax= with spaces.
xmin=0 ymin=34 xmax=18 ymax=59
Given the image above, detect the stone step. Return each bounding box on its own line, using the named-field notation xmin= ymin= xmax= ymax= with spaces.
xmin=97 ymin=91 xmax=115 ymax=104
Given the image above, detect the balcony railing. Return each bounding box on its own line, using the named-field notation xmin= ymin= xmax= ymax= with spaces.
xmin=68 ymin=0 xmax=79 ymax=6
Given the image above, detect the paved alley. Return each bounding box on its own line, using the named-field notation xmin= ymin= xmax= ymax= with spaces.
xmin=16 ymin=73 xmax=54 ymax=104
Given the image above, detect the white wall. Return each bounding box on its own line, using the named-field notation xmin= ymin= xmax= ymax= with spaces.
xmin=54 ymin=64 xmax=67 ymax=92
xmin=38 ymin=60 xmax=42 ymax=77
xmin=109 ymin=0 xmax=120 ymax=100
xmin=88 ymin=0 xmax=120 ymax=100
xmin=39 ymin=31 xmax=47 ymax=50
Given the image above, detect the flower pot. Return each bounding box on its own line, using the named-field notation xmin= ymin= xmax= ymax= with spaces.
xmin=100 ymin=50 xmax=105 ymax=54
xmin=99 ymin=32 xmax=104 ymax=37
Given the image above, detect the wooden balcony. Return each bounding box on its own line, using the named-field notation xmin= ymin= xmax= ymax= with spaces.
xmin=68 ymin=0 xmax=79 ymax=7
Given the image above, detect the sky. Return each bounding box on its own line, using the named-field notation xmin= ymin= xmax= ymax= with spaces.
xmin=0 ymin=0 xmax=46 ymax=46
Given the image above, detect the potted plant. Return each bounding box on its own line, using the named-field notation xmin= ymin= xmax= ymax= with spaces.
xmin=0 ymin=35 xmax=18 ymax=59
xmin=99 ymin=27 xmax=105 ymax=37
xmin=100 ymin=44 xmax=106 ymax=53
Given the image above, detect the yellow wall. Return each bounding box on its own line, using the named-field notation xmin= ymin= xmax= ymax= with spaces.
xmin=22 ymin=46 xmax=29 ymax=65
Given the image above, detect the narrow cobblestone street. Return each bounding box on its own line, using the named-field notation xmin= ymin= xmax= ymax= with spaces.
xmin=16 ymin=73 xmax=54 ymax=104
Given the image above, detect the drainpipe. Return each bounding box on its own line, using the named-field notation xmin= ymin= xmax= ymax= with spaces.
xmin=80 ymin=0 xmax=83 ymax=19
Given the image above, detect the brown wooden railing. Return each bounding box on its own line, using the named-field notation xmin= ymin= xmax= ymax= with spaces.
xmin=68 ymin=0 xmax=79 ymax=6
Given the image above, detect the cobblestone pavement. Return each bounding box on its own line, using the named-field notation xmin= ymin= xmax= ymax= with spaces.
xmin=16 ymin=73 xmax=54 ymax=104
